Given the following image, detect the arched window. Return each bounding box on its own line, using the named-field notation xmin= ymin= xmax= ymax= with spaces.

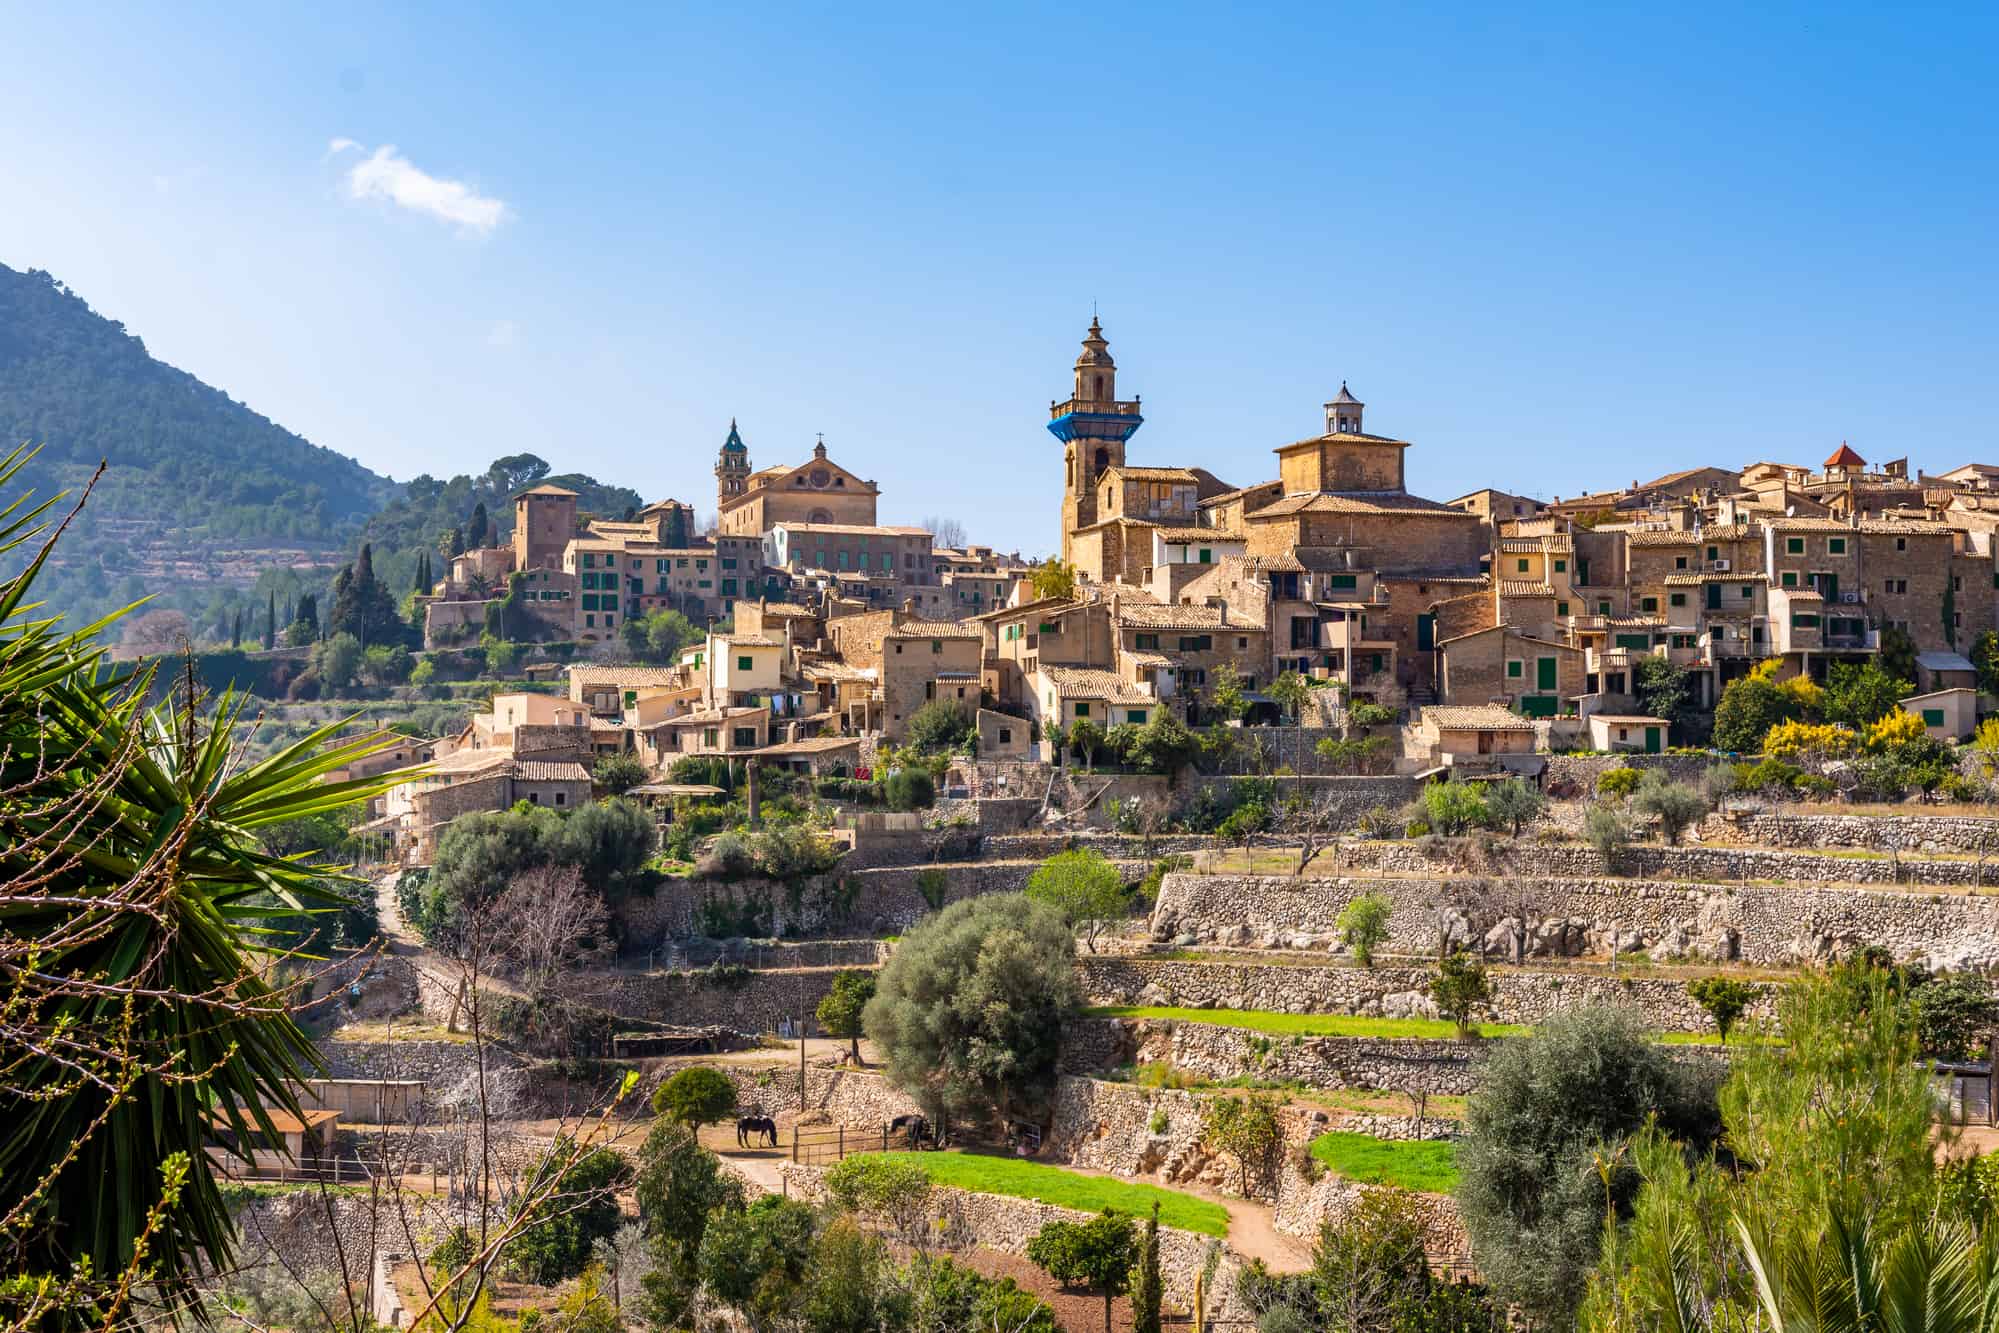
xmin=1093 ymin=374 xmax=1105 ymax=399
xmin=1093 ymin=447 xmax=1110 ymax=475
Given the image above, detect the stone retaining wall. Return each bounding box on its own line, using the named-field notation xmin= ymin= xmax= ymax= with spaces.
xmin=1543 ymin=753 xmax=1717 ymax=795
xmin=1062 ymin=1015 xmax=1733 ymax=1097
xmin=1329 ymin=836 xmax=1982 ymax=889
xmin=1061 ymin=1016 xmax=1495 ymax=1096
xmin=775 ymin=1159 xmax=1249 ymax=1321
xmin=1153 ymin=868 xmax=1999 ymax=970
xmin=1702 ymin=812 xmax=1999 ymax=855
xmin=714 ymin=1063 xmax=922 ymax=1124
xmin=575 ymin=965 xmax=855 ymax=1035
xmin=1078 ymin=956 xmax=1763 ymax=1032
xmin=319 ymin=1038 xmax=532 ymax=1118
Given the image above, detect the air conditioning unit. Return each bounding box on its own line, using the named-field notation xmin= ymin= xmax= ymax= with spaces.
xmin=1711 ymin=558 xmax=1731 ymax=572
xmin=1839 ymin=591 xmax=1862 ymax=605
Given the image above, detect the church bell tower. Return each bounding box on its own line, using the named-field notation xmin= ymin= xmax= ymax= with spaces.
xmin=1049 ymin=318 xmax=1143 ymax=566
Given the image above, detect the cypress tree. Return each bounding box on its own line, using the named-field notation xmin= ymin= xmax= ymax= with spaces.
xmin=1132 ymin=1201 xmax=1162 ymax=1333
xmin=229 ymin=609 xmax=242 ymax=648
xmin=467 ymin=501 xmax=489 ymax=548
xmin=264 ymin=590 xmax=276 ymax=650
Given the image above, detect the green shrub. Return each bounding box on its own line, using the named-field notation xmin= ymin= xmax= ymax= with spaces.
xmin=1595 ymin=767 xmax=1641 ymax=800
xmin=1421 ymin=782 xmax=1492 ymax=836
xmin=883 ymin=768 xmax=935 ymax=811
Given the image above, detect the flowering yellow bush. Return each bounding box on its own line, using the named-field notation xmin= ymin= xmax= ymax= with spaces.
xmin=1762 ymin=720 xmax=1857 ymax=760
xmin=1863 ymin=708 xmax=1926 ymax=753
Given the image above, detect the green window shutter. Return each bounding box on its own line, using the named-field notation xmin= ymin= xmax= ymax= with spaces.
xmin=1923 ymin=709 xmax=1945 ymax=727
xmin=1786 ymin=538 xmax=1804 ymax=554
xmin=1641 ymin=597 xmax=1658 ymax=612
xmin=1553 ymin=559 xmax=1566 ymax=573
xmin=1781 ymin=572 xmax=1798 ymax=587
xmin=1670 ymin=593 xmax=1686 ymax=607
xmin=1517 ymin=559 xmax=1530 ymax=573
xmin=1128 ymin=709 xmax=1147 ymax=724
xmin=1074 ymin=702 xmax=1089 ymax=717
xmin=1506 ymin=660 xmax=1523 ymax=679
xmin=737 ymin=656 xmax=753 ymax=671
xmin=1828 ymin=538 xmax=1845 ymax=554
xmin=1198 ymin=549 xmax=1212 ymax=563
xmin=1536 ymin=657 xmax=1557 ymax=690
xmin=1557 ymin=601 xmax=1569 ymax=617
xmin=1329 ymin=574 xmax=1357 ymax=590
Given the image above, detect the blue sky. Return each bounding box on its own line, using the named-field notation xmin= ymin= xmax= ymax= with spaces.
xmin=2 ymin=3 xmax=1994 ymax=555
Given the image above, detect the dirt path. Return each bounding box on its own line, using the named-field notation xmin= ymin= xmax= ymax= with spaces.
xmin=1042 ymin=1157 xmax=1312 ymax=1272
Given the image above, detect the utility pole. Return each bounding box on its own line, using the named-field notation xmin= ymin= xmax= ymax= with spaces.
xmin=798 ymin=1014 xmax=807 ymax=1109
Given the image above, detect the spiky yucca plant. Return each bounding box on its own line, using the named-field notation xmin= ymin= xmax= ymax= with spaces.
xmin=0 ymin=447 xmax=402 ymax=1326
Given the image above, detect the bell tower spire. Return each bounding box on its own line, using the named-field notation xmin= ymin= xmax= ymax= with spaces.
xmin=714 ymin=418 xmax=750 ymax=512
xmin=1049 ymin=317 xmax=1144 ymax=566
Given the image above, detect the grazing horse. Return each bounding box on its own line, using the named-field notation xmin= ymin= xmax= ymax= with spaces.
xmin=887 ymin=1114 xmax=930 ymax=1149
xmin=736 ymin=1115 xmax=778 ymax=1148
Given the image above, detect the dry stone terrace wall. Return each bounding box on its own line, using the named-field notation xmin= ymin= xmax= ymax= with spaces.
xmin=1061 ymin=1015 xmax=1495 ymax=1096
xmin=1044 ymin=1075 xmax=1468 ymax=1262
xmin=714 ymin=1063 xmax=921 ymax=1124
xmin=320 ymin=1037 xmax=514 ymax=1085
xmin=1273 ymin=1161 xmax=1471 ymax=1260
xmin=775 ymin=1159 xmax=1250 ymax=1320
xmin=1330 ymin=837 xmax=1986 ymax=887
xmin=1062 ymin=1015 xmax=1735 ymax=1097
xmin=575 ymin=964 xmax=851 ymax=1034
xmin=1542 ymin=753 xmax=1716 ymax=793
xmin=1078 ymin=955 xmax=1767 ymax=1032
xmin=1152 ymin=869 xmax=1999 ymax=970
xmin=1701 ymin=812 xmax=1999 ymax=855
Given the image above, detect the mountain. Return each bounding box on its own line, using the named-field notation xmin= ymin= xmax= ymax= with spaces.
xmin=0 ymin=263 xmax=397 ymax=626
xmin=0 ymin=263 xmax=647 ymax=642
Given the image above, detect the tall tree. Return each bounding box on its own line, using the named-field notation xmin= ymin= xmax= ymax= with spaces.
xmin=467 ymin=500 xmax=490 ymax=549
xmin=229 ymin=607 xmax=242 ymax=647
xmin=263 ymin=588 xmax=276 ymax=649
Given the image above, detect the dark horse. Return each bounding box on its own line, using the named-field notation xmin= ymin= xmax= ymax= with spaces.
xmin=887 ymin=1114 xmax=931 ymax=1150
xmin=736 ymin=1115 xmax=778 ymax=1148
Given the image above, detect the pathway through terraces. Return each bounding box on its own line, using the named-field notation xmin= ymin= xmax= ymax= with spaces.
xmin=697 ymin=1111 xmax=1313 ymax=1272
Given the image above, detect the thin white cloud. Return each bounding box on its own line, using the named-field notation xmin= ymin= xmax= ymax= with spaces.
xmin=335 ymin=142 xmax=508 ymax=234
xmin=327 ymin=137 xmax=361 ymax=155
xmin=487 ymin=319 xmax=517 ymax=347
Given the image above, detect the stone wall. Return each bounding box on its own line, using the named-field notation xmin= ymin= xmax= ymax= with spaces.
xmin=1062 ymin=1016 xmax=1495 ymax=1096
xmin=1542 ymin=753 xmax=1717 ymax=796
xmin=320 ymin=1037 xmax=522 ymax=1086
xmin=1702 ymin=812 xmax=1999 ymax=856
xmin=1328 ymin=836 xmax=1982 ymax=888
xmin=1271 ymin=1161 xmax=1471 ymax=1260
xmin=1062 ymin=1015 xmax=1734 ymax=1097
xmin=1152 ymin=867 xmax=1999 ymax=970
xmin=575 ymin=965 xmax=854 ymax=1035
xmin=230 ymin=1188 xmax=492 ymax=1286
xmin=713 ymin=1063 xmax=922 ymax=1124
xmin=1079 ymin=956 xmax=1764 ymax=1032
xmin=776 ymin=1159 xmax=1249 ymax=1320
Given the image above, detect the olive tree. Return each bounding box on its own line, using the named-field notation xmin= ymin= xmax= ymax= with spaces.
xmin=1025 ymin=848 xmax=1131 ymax=953
xmin=863 ymin=893 xmax=1081 ymax=1125
xmin=1455 ymin=1007 xmax=1719 ymax=1324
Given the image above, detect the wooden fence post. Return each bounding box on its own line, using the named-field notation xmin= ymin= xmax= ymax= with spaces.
xmin=791 ymin=1125 xmax=798 ymax=1163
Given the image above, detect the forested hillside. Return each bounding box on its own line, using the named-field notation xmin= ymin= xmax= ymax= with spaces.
xmin=0 ymin=265 xmax=392 ymax=540
xmin=0 ymin=264 xmax=644 ymax=642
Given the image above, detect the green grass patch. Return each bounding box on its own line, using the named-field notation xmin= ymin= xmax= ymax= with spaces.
xmin=856 ymin=1151 xmax=1229 ymax=1237
xmin=1088 ymin=1005 xmax=1528 ymax=1041
xmin=1310 ymin=1132 xmax=1459 ymax=1193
